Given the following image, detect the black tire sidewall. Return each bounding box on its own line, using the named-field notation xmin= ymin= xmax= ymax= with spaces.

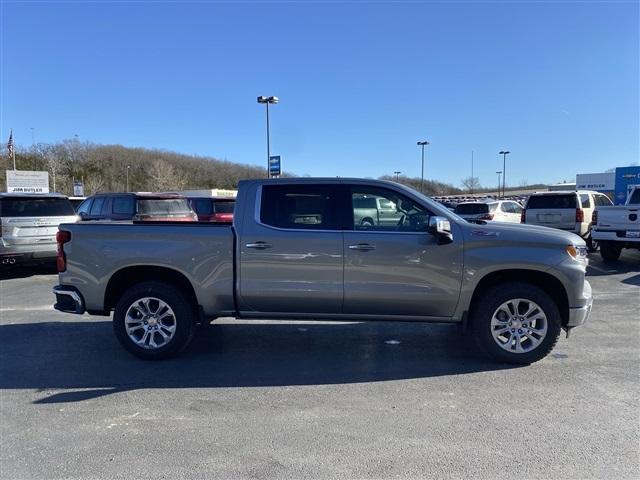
xmin=113 ymin=281 xmax=194 ymax=360
xmin=472 ymin=283 xmax=561 ymax=364
xmin=600 ymin=242 xmax=621 ymax=261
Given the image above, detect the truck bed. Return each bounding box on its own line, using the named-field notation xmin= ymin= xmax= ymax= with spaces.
xmin=60 ymin=222 xmax=236 ymax=315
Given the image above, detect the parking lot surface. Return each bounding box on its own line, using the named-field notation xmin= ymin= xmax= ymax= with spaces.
xmin=1 ymin=252 xmax=639 ymax=479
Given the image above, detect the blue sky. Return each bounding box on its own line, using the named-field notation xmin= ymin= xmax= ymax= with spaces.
xmin=1 ymin=1 xmax=638 ymax=188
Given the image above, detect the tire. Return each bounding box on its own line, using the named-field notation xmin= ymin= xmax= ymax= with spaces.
xmin=361 ymin=218 xmax=374 ymax=227
xmin=586 ymin=234 xmax=598 ymax=253
xmin=600 ymin=241 xmax=621 ymax=262
xmin=113 ymin=281 xmax=195 ymax=360
xmin=471 ymin=282 xmax=561 ymax=364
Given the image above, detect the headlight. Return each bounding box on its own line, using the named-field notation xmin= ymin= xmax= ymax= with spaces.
xmin=566 ymin=244 xmax=588 ymax=264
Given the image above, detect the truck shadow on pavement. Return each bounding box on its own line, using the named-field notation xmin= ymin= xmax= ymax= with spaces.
xmin=0 ymin=320 xmax=519 ymax=404
xmin=0 ymin=262 xmax=57 ymax=280
xmin=586 ymin=251 xmax=640 ymax=278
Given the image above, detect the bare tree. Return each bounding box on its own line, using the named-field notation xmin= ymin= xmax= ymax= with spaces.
xmin=147 ymin=159 xmax=187 ymax=191
xmin=461 ymin=176 xmax=481 ymax=192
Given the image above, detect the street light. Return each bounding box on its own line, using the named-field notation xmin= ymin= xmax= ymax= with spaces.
xmin=257 ymin=96 xmax=279 ymax=178
xmin=394 ymin=171 xmax=401 ymax=182
xmin=499 ymin=150 xmax=510 ymax=198
xmin=496 ymin=171 xmax=502 ymax=198
xmin=417 ymin=141 xmax=429 ymax=192
xmin=126 ymin=165 xmax=131 ymax=192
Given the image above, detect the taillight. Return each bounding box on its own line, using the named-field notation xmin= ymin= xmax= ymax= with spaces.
xmin=521 ymin=209 xmax=526 ymax=223
xmin=56 ymin=230 xmax=71 ymax=272
xmin=592 ymin=210 xmax=598 ymax=225
xmin=576 ymin=208 xmax=584 ymax=223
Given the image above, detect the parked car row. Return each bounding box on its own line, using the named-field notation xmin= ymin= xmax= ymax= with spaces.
xmin=1 ymin=191 xmax=235 ymax=266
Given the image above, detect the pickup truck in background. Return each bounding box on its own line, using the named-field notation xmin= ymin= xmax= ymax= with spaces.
xmin=53 ymin=178 xmax=593 ymax=364
xmin=591 ymin=186 xmax=640 ymax=261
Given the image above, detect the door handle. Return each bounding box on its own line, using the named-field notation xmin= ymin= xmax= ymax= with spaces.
xmin=245 ymin=241 xmax=273 ymax=250
xmin=348 ymin=243 xmax=376 ymax=251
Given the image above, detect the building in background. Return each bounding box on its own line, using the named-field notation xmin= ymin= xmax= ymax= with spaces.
xmin=576 ymin=172 xmax=615 ymax=197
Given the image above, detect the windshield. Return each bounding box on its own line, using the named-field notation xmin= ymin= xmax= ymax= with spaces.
xmin=137 ymin=198 xmax=193 ymax=215
xmin=0 ymin=197 xmax=75 ymax=217
xmin=526 ymin=194 xmax=578 ymax=209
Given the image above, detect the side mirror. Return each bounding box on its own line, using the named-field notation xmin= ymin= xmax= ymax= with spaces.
xmin=78 ymin=212 xmax=87 ymax=220
xmin=428 ymin=216 xmax=454 ymax=245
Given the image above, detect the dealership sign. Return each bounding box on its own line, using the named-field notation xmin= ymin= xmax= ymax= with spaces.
xmin=5 ymin=170 xmax=50 ymax=193
xmin=575 ymin=172 xmax=615 ymax=191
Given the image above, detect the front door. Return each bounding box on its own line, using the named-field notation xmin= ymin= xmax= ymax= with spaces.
xmin=238 ymin=183 xmax=345 ymax=315
xmin=343 ymin=185 xmax=463 ymax=318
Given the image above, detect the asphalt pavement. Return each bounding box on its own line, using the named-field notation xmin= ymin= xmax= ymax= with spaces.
xmin=0 ymin=252 xmax=639 ymax=479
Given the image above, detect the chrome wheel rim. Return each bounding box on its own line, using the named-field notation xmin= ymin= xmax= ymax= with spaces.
xmin=125 ymin=297 xmax=176 ymax=349
xmin=490 ymin=298 xmax=547 ymax=353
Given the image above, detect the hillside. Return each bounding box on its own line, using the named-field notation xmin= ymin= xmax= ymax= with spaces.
xmin=4 ymin=140 xmax=537 ymax=197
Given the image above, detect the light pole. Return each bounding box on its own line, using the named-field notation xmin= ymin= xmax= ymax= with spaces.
xmin=499 ymin=150 xmax=510 ymax=198
xmin=394 ymin=171 xmax=401 ymax=182
xmin=496 ymin=171 xmax=502 ymax=198
xmin=126 ymin=165 xmax=131 ymax=192
xmin=417 ymin=141 xmax=429 ymax=192
xmin=257 ymin=96 xmax=279 ymax=178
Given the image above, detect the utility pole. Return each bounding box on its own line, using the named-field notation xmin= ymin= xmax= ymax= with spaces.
xmin=257 ymin=96 xmax=279 ymax=178
xmin=499 ymin=150 xmax=510 ymax=198
xmin=417 ymin=141 xmax=429 ymax=192
xmin=496 ymin=171 xmax=502 ymax=197
xmin=471 ymin=150 xmax=474 ymax=195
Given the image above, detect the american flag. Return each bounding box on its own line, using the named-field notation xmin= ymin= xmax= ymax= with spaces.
xmin=7 ymin=129 xmax=14 ymax=160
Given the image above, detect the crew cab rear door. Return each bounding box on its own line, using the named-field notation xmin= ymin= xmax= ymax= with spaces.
xmin=237 ymin=183 xmax=345 ymax=315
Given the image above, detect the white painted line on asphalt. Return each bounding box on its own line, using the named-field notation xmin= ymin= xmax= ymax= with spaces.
xmin=0 ymin=305 xmax=53 ymax=312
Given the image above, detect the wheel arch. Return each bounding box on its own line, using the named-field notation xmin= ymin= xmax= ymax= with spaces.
xmin=469 ymin=269 xmax=569 ymax=326
xmin=104 ymin=265 xmax=199 ymax=312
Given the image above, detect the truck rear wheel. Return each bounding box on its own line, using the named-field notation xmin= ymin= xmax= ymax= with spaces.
xmin=599 ymin=241 xmax=621 ymax=262
xmin=471 ymin=283 xmax=561 ymax=364
xmin=113 ymin=281 xmax=194 ymax=360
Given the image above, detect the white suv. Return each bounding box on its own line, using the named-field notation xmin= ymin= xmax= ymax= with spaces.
xmin=454 ymin=200 xmax=523 ymax=223
xmin=521 ymin=190 xmax=612 ymax=250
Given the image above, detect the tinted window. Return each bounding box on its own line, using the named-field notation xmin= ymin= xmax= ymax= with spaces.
xmin=353 ymin=197 xmax=377 ymax=209
xmin=77 ymin=199 xmax=92 ymax=215
xmin=351 ymin=186 xmax=430 ymax=232
xmin=526 ymin=194 xmax=578 ymax=209
xmin=455 ymin=203 xmax=489 ymax=214
xmin=260 ymin=185 xmax=340 ymax=230
xmin=113 ymin=196 xmax=135 ymax=215
xmin=90 ymin=197 xmax=106 ymax=215
xmin=629 ymin=189 xmax=640 ymax=205
xmin=0 ymin=197 xmax=75 ymax=217
xmin=192 ymin=199 xmax=213 ymax=215
xmin=580 ymin=194 xmax=591 ymax=208
xmin=213 ymin=200 xmax=235 ymax=214
xmin=138 ymin=198 xmax=193 ymax=215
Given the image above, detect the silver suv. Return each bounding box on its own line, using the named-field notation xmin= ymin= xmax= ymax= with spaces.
xmin=0 ymin=193 xmax=77 ymax=266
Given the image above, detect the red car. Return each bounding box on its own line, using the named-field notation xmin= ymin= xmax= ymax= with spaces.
xmin=188 ymin=197 xmax=235 ymax=223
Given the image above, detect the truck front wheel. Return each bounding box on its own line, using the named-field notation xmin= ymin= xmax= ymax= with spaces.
xmin=113 ymin=281 xmax=195 ymax=360
xmin=471 ymin=283 xmax=561 ymax=364
xmin=599 ymin=241 xmax=621 ymax=262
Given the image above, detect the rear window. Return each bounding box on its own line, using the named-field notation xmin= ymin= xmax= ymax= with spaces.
xmin=455 ymin=203 xmax=490 ymax=214
xmin=192 ymin=198 xmax=213 ymax=215
xmin=213 ymin=200 xmax=235 ymax=214
xmin=137 ymin=198 xmax=193 ymax=215
xmin=526 ymin=194 xmax=578 ymax=209
xmin=628 ymin=189 xmax=640 ymax=205
xmin=0 ymin=197 xmax=75 ymax=217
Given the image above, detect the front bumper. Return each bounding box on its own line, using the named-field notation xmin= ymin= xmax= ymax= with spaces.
xmin=567 ymin=280 xmax=593 ymax=327
xmin=53 ymin=285 xmax=85 ymax=314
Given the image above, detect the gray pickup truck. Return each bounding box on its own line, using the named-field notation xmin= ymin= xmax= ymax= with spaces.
xmin=53 ymin=178 xmax=593 ymax=364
